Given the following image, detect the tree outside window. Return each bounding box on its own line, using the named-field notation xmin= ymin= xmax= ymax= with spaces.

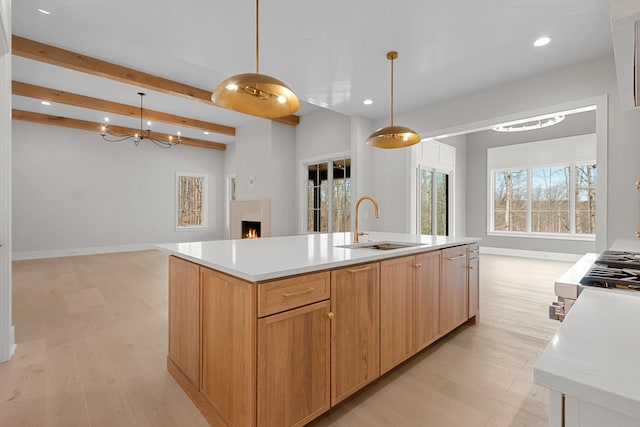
xmin=177 ymin=173 xmax=207 ymax=229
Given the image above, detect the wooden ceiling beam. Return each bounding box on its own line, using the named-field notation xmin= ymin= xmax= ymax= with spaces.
xmin=13 ymin=81 xmax=236 ymax=137
xmin=12 ymin=109 xmax=227 ymax=151
xmin=12 ymin=35 xmax=300 ymax=127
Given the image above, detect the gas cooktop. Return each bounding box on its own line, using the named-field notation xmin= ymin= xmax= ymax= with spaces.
xmin=594 ymin=251 xmax=640 ymax=270
xmin=580 ymin=265 xmax=640 ymax=290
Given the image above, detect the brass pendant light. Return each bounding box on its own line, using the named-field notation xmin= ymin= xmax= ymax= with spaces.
xmin=211 ymin=0 xmax=300 ymax=119
xmin=366 ymin=51 xmax=421 ymax=149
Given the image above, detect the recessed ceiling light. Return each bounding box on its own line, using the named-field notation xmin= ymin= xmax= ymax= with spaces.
xmin=37 ymin=8 xmax=51 ymax=15
xmin=533 ymin=36 xmax=551 ymax=47
xmin=203 ymin=131 xmax=210 ymax=135
xmin=363 ymin=99 xmax=373 ymax=105
xmin=40 ymin=101 xmax=51 ymax=106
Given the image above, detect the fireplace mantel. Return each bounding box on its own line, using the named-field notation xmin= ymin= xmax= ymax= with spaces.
xmin=230 ymin=199 xmax=271 ymax=239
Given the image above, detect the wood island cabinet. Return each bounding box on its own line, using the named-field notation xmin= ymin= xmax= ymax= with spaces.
xmin=440 ymin=245 xmax=469 ymax=335
xmin=330 ymin=262 xmax=380 ymax=404
xmin=380 ymin=256 xmax=416 ymax=373
xmin=257 ymin=300 xmax=331 ymax=427
xmin=414 ymin=250 xmax=442 ymax=351
xmin=168 ymin=256 xmax=200 ymax=389
xmin=380 ymin=250 xmax=442 ymax=373
xmin=167 ymin=243 xmax=479 ymax=427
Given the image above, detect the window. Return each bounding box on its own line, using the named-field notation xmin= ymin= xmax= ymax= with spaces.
xmin=490 ymin=163 xmax=596 ymax=237
xmin=306 ymin=157 xmax=351 ymax=232
xmin=415 ymin=140 xmax=454 ymax=236
xmin=488 ymin=135 xmax=596 ymax=239
xmin=493 ymin=170 xmax=528 ymax=232
xmin=177 ymin=173 xmax=208 ymax=230
xmin=418 ymin=167 xmax=449 ymax=236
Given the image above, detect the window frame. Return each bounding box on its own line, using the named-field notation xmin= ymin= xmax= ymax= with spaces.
xmin=416 ymin=165 xmax=451 ymax=236
xmin=299 ymin=152 xmax=351 ymax=234
xmin=176 ymin=172 xmax=208 ymax=231
xmin=488 ymin=162 xmax=596 ymax=241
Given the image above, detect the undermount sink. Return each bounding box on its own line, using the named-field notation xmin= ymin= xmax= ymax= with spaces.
xmin=336 ymin=241 xmax=425 ymax=250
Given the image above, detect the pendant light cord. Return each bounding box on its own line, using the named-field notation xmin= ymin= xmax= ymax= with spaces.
xmin=255 ymin=0 xmax=260 ymax=74
xmin=139 ymin=92 xmax=144 ymax=134
xmin=390 ymin=55 xmax=394 ymax=126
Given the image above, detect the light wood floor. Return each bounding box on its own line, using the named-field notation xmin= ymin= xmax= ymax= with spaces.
xmin=1 ymin=250 xmax=571 ymax=427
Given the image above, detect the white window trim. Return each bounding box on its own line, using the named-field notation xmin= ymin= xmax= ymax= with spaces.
xmin=413 ymin=139 xmax=455 ymax=236
xmin=298 ymin=151 xmax=351 ymax=234
xmin=176 ymin=172 xmax=208 ymax=231
xmin=487 ymin=162 xmax=596 ymax=241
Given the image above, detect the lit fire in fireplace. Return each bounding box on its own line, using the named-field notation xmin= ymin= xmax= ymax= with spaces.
xmin=244 ymin=228 xmax=259 ymax=239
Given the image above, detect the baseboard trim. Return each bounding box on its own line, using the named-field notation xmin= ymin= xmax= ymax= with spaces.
xmin=12 ymin=243 xmax=158 ymax=261
xmin=480 ymin=246 xmax=583 ymax=262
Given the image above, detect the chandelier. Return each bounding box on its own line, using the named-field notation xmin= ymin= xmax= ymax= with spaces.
xmin=100 ymin=92 xmax=181 ymax=148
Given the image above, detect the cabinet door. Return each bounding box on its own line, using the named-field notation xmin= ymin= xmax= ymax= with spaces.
xmin=415 ymin=251 xmax=441 ymax=351
xmin=380 ymin=256 xmax=415 ymax=374
xmin=331 ymin=263 xmax=380 ymax=405
xmin=257 ymin=301 xmax=331 ymax=427
xmin=467 ymin=244 xmax=479 ymax=320
xmin=440 ymin=246 xmax=468 ymax=335
xmin=168 ymin=256 xmax=200 ymax=389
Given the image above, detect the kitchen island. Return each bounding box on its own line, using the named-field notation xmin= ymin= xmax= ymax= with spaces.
xmin=159 ymin=232 xmax=481 ymax=427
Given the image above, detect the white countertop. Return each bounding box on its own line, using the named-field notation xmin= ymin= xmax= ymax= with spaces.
xmin=534 ymin=288 xmax=640 ymax=419
xmin=157 ymin=232 xmax=480 ymax=282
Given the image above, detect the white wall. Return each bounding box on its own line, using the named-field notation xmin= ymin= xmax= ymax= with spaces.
xmin=295 ymin=109 xmax=351 ymax=160
xmin=234 ymin=118 xmax=297 ymax=237
xmin=12 ymin=121 xmax=225 ymax=258
xmin=371 ymin=54 xmax=640 ymax=250
xmin=0 ymin=0 xmax=13 ymax=362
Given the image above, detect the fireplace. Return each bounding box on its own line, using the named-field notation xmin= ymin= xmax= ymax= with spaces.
xmin=242 ymin=221 xmax=261 ymax=239
xmin=230 ymin=199 xmax=271 ymax=240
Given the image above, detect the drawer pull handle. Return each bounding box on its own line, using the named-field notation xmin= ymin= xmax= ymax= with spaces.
xmin=413 ymin=263 xmax=422 ymax=269
xmin=327 ymin=312 xmax=335 ymax=319
xmin=446 ymin=254 xmax=466 ymax=261
xmin=282 ymin=287 xmax=315 ymax=298
xmin=348 ymin=266 xmax=371 ymax=273
xmin=469 ymin=249 xmax=479 ymax=255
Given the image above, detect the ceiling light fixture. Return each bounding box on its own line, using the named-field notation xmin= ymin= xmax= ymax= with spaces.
xmin=211 ymin=0 xmax=300 ymax=119
xmin=534 ymin=36 xmax=551 ymax=47
xmin=40 ymin=101 xmax=51 ymax=106
xmin=492 ymin=115 xmax=565 ymax=132
xmin=366 ymin=51 xmax=421 ymax=149
xmin=363 ymin=99 xmax=373 ymax=105
xmin=99 ymin=92 xmax=181 ymax=148
xmin=37 ymin=8 xmax=51 ymax=15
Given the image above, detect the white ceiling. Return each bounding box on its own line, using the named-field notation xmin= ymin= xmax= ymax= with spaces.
xmin=11 ymin=0 xmax=614 ymax=143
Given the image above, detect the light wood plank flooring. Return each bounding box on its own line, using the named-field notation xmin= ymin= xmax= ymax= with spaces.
xmin=1 ymin=250 xmax=571 ymax=426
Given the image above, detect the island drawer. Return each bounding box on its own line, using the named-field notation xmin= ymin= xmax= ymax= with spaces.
xmin=258 ymin=271 xmax=330 ymax=317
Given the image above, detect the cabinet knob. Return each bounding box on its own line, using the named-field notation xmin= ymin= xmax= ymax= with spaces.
xmin=413 ymin=263 xmax=422 ymax=269
xmin=327 ymin=312 xmax=335 ymax=319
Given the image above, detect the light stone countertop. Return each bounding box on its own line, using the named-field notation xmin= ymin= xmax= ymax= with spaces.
xmin=534 ymin=288 xmax=640 ymax=420
xmin=535 ymin=238 xmax=640 ymax=420
xmin=157 ymin=232 xmax=480 ymax=282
